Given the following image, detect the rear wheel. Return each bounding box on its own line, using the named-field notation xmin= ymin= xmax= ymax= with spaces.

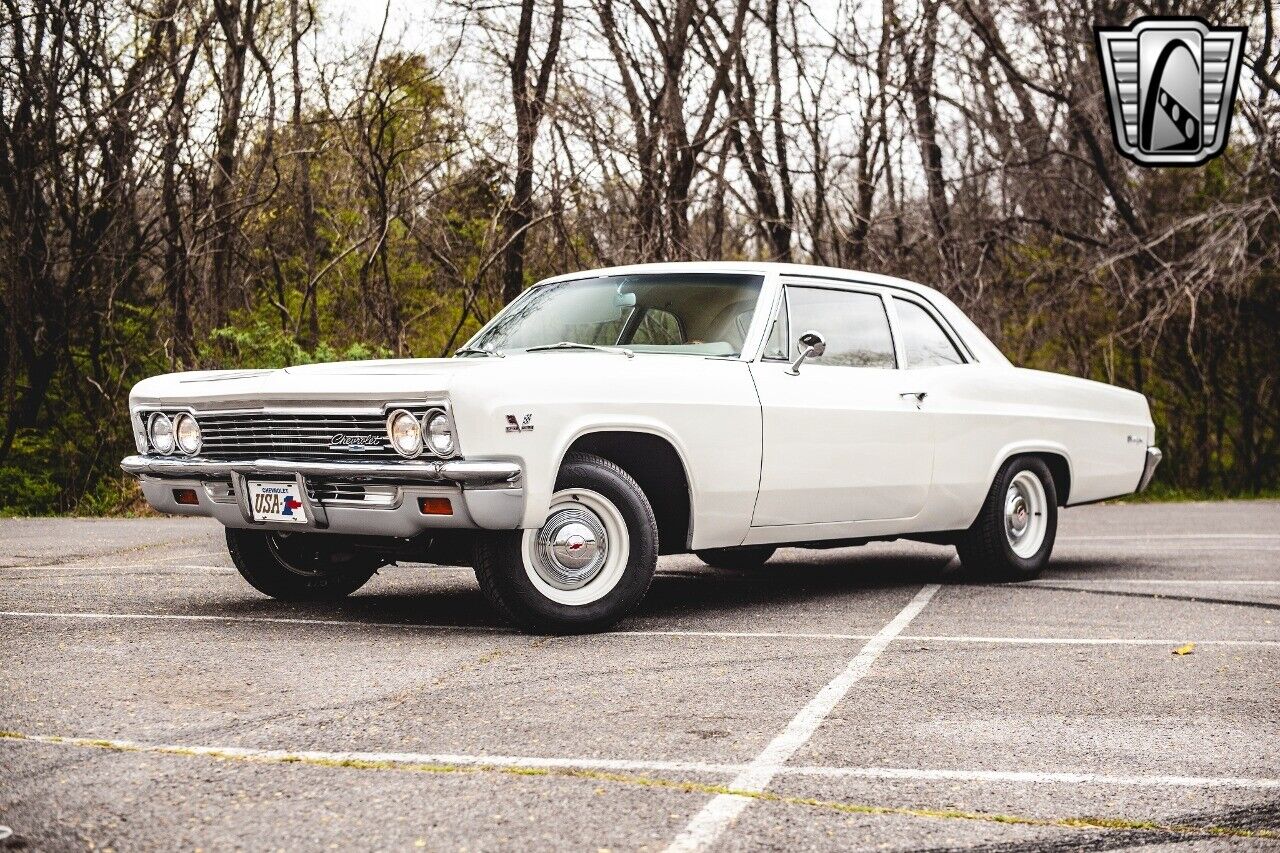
xmin=956 ymin=456 xmax=1057 ymax=580
xmin=695 ymin=546 xmax=776 ymax=570
xmin=473 ymin=452 xmax=657 ymax=633
xmin=226 ymin=528 xmax=383 ymax=600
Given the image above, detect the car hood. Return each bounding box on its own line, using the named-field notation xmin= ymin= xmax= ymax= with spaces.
xmin=128 ymin=352 xmax=734 ymax=410
xmin=129 ymin=358 xmax=491 ymax=409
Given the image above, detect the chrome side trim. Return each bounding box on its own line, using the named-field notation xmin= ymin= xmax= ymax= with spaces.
xmin=121 ymin=455 xmax=520 ymax=486
xmin=1137 ymin=446 xmax=1163 ymax=492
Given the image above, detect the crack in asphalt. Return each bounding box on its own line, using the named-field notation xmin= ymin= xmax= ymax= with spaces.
xmin=900 ymin=798 xmax=1280 ymax=851
xmin=1021 ymin=584 xmax=1280 ymax=612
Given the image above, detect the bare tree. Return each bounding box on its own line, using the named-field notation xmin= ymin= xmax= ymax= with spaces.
xmin=501 ymin=0 xmax=564 ymax=304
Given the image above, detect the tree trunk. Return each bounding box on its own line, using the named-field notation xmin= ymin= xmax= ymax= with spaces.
xmin=501 ymin=0 xmax=563 ymax=306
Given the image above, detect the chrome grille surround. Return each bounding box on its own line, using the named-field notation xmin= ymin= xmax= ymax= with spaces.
xmin=133 ymin=404 xmax=459 ymax=462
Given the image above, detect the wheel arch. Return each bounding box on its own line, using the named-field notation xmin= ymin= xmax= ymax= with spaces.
xmin=986 ymin=442 xmax=1073 ymax=507
xmin=559 ymin=428 xmax=695 ymax=555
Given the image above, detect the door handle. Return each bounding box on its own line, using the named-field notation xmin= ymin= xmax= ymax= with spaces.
xmin=900 ymin=392 xmax=928 ymax=406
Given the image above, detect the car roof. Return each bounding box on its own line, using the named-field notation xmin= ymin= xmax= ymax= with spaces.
xmin=537 ymin=261 xmax=940 ymax=299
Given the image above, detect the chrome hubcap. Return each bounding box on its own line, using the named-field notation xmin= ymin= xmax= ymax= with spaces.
xmin=532 ymin=507 xmax=609 ymax=590
xmin=1004 ymin=471 xmax=1047 ymax=558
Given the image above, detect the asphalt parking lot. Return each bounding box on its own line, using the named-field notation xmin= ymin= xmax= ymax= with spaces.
xmin=2 ymin=501 xmax=1278 ymax=851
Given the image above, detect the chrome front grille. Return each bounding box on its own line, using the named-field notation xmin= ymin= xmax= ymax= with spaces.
xmin=194 ymin=410 xmax=429 ymax=461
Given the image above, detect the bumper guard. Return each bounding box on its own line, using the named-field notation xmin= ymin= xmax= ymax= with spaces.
xmin=1137 ymin=446 xmax=1163 ymax=492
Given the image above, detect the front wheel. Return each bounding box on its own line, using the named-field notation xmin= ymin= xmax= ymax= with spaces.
xmin=226 ymin=529 xmax=383 ymax=601
xmin=473 ymin=452 xmax=658 ymax=633
xmin=956 ymin=456 xmax=1058 ymax=580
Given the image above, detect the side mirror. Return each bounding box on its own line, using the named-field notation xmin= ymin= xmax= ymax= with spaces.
xmin=786 ymin=330 xmax=826 ymax=375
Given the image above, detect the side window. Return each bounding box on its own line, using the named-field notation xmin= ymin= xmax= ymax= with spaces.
xmin=629 ymin=308 xmax=684 ymax=345
xmin=786 ymin=287 xmax=896 ymax=368
xmin=893 ymin=297 xmax=964 ymax=368
xmin=762 ymin=294 xmax=789 ymax=360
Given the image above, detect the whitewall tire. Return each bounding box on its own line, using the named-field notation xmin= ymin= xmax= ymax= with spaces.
xmin=473 ymin=452 xmax=658 ymax=633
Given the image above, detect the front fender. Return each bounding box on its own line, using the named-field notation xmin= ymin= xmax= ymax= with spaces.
xmin=535 ymin=417 xmax=698 ymax=531
xmin=445 ymin=356 xmax=762 ymax=548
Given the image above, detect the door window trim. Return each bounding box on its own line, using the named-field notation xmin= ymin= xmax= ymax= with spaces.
xmin=760 ymin=281 xmax=900 ymax=369
xmin=775 ymin=272 xmax=978 ymax=363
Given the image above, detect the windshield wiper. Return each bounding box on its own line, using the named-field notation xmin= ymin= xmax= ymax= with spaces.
xmin=525 ymin=342 xmax=635 ymax=358
xmin=455 ymin=345 xmax=505 ymax=358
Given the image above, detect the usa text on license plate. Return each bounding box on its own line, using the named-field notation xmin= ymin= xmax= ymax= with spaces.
xmin=247 ymin=481 xmax=307 ymax=524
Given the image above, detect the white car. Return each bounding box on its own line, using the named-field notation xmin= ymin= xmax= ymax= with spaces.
xmin=123 ymin=263 xmax=1162 ymax=632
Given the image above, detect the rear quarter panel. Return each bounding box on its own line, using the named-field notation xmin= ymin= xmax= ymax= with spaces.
xmin=923 ymin=365 xmax=1154 ymax=529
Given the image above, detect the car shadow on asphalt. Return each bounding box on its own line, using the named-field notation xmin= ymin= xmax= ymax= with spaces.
xmin=196 ymin=551 xmax=964 ymax=630
xmin=200 ymin=550 xmax=1248 ymax=631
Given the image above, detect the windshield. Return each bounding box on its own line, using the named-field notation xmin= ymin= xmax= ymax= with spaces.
xmin=464 ymin=273 xmax=766 ymax=357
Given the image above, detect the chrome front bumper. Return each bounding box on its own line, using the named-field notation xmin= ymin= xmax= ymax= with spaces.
xmin=121 ymin=455 xmax=524 ymax=535
xmin=121 ymin=455 xmax=519 ymax=485
xmin=1137 ymin=446 xmax=1163 ymax=492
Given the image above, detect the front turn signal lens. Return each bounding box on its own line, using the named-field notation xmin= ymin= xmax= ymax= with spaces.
xmin=418 ymin=497 xmax=453 ymax=516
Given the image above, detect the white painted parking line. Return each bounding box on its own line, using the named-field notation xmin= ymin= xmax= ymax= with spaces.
xmin=1024 ymin=579 xmax=1280 ymax=586
xmin=613 ymin=629 xmax=1280 ymax=646
xmin=1057 ymin=545 xmax=1280 ymax=552
xmin=892 ymin=634 xmax=1280 ymax=647
xmin=665 ymin=584 xmax=941 ymax=853
xmin=0 ymin=610 xmax=504 ymax=633
xmin=4 ymin=610 xmax=1279 ymax=647
xmin=10 ymin=732 xmax=1276 ymax=790
xmin=782 ymin=764 xmax=1280 ymax=788
xmin=1059 ymin=533 xmax=1280 ymax=541
xmin=0 ymin=552 xmax=233 ymax=571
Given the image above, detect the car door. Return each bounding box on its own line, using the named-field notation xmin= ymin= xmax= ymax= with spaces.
xmin=749 ymin=282 xmax=934 ymax=527
xmin=885 ymin=293 xmax=980 ymax=525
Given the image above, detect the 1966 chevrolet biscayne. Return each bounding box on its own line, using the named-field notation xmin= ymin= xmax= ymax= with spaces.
xmin=123 ymin=263 xmax=1162 ymax=632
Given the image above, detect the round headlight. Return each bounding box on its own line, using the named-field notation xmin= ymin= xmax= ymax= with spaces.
xmin=387 ymin=409 xmax=424 ymax=457
xmin=174 ymin=413 xmax=202 ymax=455
xmin=147 ymin=412 xmax=175 ymax=455
xmin=426 ymin=411 xmax=455 ymax=457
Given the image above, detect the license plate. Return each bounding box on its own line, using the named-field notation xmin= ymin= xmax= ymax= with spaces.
xmin=247 ymin=480 xmax=308 ymax=524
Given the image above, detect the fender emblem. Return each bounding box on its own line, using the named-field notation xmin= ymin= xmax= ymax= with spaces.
xmin=505 ymin=414 xmax=534 ymax=433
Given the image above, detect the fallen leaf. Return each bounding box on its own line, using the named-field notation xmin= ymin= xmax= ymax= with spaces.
xmin=1173 ymin=643 xmax=1195 ymax=656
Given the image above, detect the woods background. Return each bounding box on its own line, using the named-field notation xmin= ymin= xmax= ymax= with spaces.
xmin=0 ymin=0 xmax=1277 ymax=514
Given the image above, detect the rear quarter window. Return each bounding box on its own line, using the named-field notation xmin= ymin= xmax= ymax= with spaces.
xmin=893 ymin=297 xmax=964 ymax=368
